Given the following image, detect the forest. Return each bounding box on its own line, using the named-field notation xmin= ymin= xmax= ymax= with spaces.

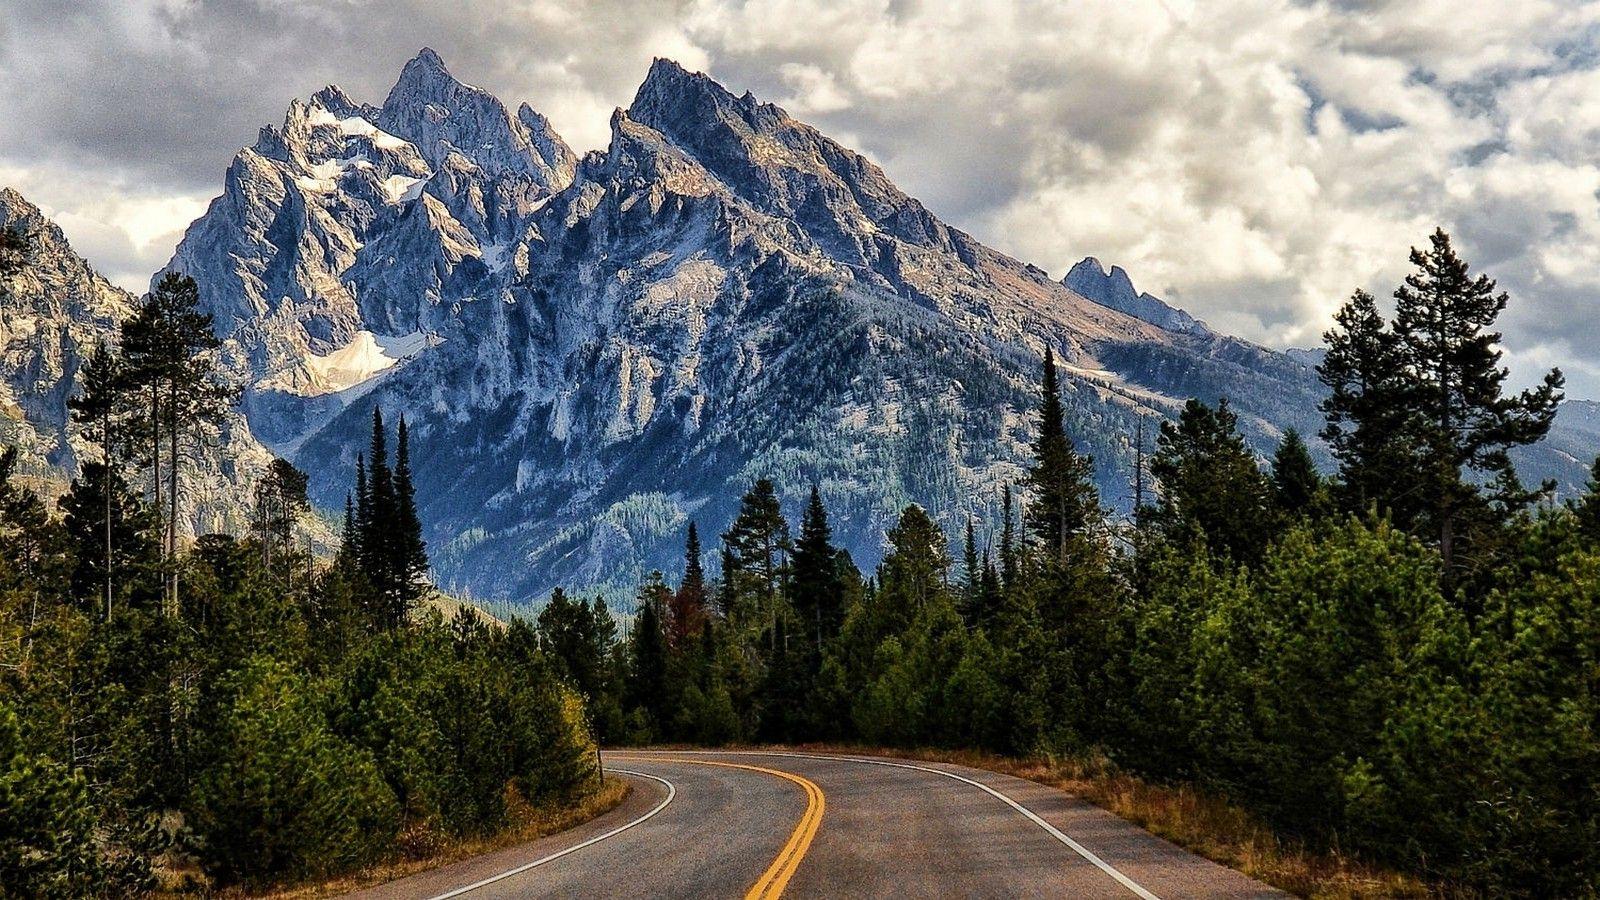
xmin=1 ymin=224 xmax=1595 ymax=897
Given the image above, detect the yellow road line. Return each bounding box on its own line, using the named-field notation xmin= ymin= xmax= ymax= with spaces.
xmin=611 ymin=757 xmax=824 ymax=899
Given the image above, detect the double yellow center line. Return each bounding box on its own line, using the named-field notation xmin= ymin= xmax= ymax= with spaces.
xmin=622 ymin=757 xmax=825 ymax=899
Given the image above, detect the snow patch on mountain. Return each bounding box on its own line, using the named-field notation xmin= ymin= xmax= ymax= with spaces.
xmin=295 ymin=330 xmax=434 ymax=396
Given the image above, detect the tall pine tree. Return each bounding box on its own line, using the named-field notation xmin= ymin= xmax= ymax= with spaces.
xmin=1023 ymin=348 xmax=1101 ymax=567
xmin=393 ymin=415 xmax=428 ymax=605
xmin=789 ymin=485 xmax=841 ymax=649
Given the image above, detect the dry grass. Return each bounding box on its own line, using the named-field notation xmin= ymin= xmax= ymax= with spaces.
xmin=783 ymin=743 xmax=1444 ymax=900
xmin=164 ymin=777 xmax=630 ymax=899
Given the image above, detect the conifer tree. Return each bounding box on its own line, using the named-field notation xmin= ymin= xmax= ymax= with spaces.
xmin=627 ymin=576 xmax=671 ymax=732
xmin=1151 ymin=398 xmax=1274 ymax=566
xmin=252 ymin=459 xmax=309 ymax=586
xmin=999 ymin=485 xmax=1018 ymax=589
xmin=353 ymin=454 xmax=369 ymax=561
xmin=1322 ymin=231 xmax=1563 ymax=579
xmin=1024 ymin=348 xmax=1101 ymax=566
xmin=722 ymin=479 xmax=790 ymax=640
xmin=666 ymin=523 xmax=708 ymax=650
xmin=1270 ymin=428 xmax=1321 ymax=517
xmin=393 ymin=415 xmax=428 ymax=602
xmin=0 ymin=224 xmax=31 ymax=284
xmin=961 ymin=519 xmax=980 ymax=615
xmin=1390 ymin=229 xmax=1562 ymax=575
xmin=789 ymin=485 xmax=840 ymax=648
xmin=117 ymin=272 xmax=234 ymax=611
xmin=68 ymin=340 xmax=124 ymax=619
xmin=1575 ymin=457 xmax=1600 ymax=546
xmin=1319 ymin=289 xmax=1413 ymax=517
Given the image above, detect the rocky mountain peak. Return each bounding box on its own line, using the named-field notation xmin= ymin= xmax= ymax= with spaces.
xmin=1063 ymin=256 xmax=1209 ymax=337
xmin=377 ymin=48 xmax=574 ymax=191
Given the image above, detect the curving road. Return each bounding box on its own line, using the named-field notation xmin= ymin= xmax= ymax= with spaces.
xmin=345 ymin=750 xmax=1284 ymax=899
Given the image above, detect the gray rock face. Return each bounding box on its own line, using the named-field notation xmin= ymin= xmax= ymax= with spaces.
xmin=0 ymin=188 xmax=131 ymax=483
xmin=1063 ymin=257 xmax=1210 ymax=336
xmin=117 ymin=53 xmax=1591 ymax=605
xmin=0 ymin=188 xmax=271 ymax=533
xmin=281 ymin=58 xmax=1333 ymax=604
xmin=162 ymin=47 xmax=575 ymax=401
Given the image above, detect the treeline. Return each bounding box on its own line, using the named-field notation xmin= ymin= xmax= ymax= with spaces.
xmin=549 ymin=230 xmax=1596 ymax=896
xmin=0 ymin=234 xmax=597 ymax=894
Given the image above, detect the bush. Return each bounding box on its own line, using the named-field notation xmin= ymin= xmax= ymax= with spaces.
xmin=187 ymin=657 xmax=398 ymax=887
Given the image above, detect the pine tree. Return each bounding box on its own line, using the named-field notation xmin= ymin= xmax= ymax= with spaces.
xmin=1150 ymin=398 xmax=1274 ymax=566
xmin=1322 ymin=232 xmax=1563 ymax=581
xmin=627 ymin=576 xmax=671 ymax=733
xmin=789 ymin=486 xmax=841 ymax=648
xmin=877 ymin=505 xmax=949 ymax=631
xmin=1270 ymin=428 xmax=1321 ymax=517
xmin=117 ymin=272 xmax=235 ymax=612
xmin=1024 ymin=348 xmax=1101 ymax=567
xmin=252 ymin=459 xmax=309 ymax=589
xmin=359 ymin=407 xmax=403 ymax=625
xmin=999 ymin=484 xmax=1018 ymax=589
xmin=58 ymin=462 xmax=157 ymax=619
xmin=393 ymin=415 xmax=428 ymax=605
xmin=666 ymin=523 xmax=708 ymax=650
xmin=1319 ymin=288 xmax=1414 ymax=518
xmin=0 ymin=224 xmax=31 ymax=285
xmin=721 ymin=479 xmax=791 ymax=641
xmin=1390 ymin=229 xmax=1563 ymax=576
xmin=1575 ymin=457 xmax=1600 ymax=546
xmin=961 ymin=519 xmax=981 ymax=618
xmin=68 ymin=340 xmax=124 ymax=620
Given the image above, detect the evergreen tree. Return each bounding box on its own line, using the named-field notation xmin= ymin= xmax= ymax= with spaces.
xmin=875 ymin=505 xmax=949 ymax=634
xmin=666 ymin=523 xmax=708 ymax=651
xmin=58 ymin=463 xmax=156 ymax=618
xmin=1322 ymin=231 xmax=1563 ymax=580
xmin=1270 ymin=428 xmax=1321 ymax=517
xmin=1024 ymin=347 xmax=1100 ymax=566
xmin=626 ymin=576 xmax=670 ymax=733
xmin=353 ymin=455 xmax=369 ymax=562
xmin=721 ymin=479 xmax=791 ymax=640
xmin=1576 ymin=456 xmax=1600 ymax=545
xmin=789 ymin=485 xmax=841 ymax=648
xmin=999 ymin=484 xmax=1018 ymax=589
xmin=0 ymin=224 xmax=31 ymax=285
xmin=252 ymin=459 xmax=309 ymax=588
xmin=393 ymin=415 xmax=429 ymax=604
xmin=116 ymin=272 xmax=234 ymax=611
xmin=1150 ymin=398 xmax=1274 ymax=566
xmin=1319 ymin=288 xmax=1412 ymax=518
xmin=68 ymin=340 xmax=124 ymax=620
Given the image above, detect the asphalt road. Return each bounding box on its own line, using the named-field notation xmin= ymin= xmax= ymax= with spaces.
xmin=346 ymin=750 xmax=1284 ymax=899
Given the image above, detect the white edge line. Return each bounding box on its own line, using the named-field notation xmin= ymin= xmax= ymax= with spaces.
xmin=425 ymin=768 xmax=675 ymax=900
xmin=633 ymin=750 xmax=1162 ymax=900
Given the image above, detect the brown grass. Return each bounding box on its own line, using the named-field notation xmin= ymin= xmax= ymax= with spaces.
xmin=780 ymin=744 xmax=1444 ymax=900
xmin=163 ymin=777 xmax=630 ymax=899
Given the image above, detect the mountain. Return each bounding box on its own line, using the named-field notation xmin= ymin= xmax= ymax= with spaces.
xmin=47 ymin=48 xmax=1572 ymax=606
xmin=0 ymin=188 xmax=270 ymax=531
xmin=1063 ymin=257 xmax=1210 ymax=337
xmin=154 ymin=52 xmax=1331 ymax=603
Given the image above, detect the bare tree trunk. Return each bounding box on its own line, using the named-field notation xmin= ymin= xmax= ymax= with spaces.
xmin=168 ymin=405 xmax=179 ymax=613
xmin=103 ymin=409 xmax=112 ymax=624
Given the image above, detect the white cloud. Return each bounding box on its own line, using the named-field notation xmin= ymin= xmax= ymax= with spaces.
xmin=2 ymin=0 xmax=1599 ymax=394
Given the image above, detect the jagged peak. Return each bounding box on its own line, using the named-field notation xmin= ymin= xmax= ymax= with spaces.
xmin=630 ymin=58 xmax=767 ymax=135
xmin=310 ymin=84 xmax=361 ymax=117
xmin=406 ymin=47 xmax=449 ymax=77
xmin=0 ymin=186 xmax=37 ymax=214
xmin=1069 ymin=256 xmax=1108 ymax=278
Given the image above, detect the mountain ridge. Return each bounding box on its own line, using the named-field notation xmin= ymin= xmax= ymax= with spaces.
xmin=5 ymin=50 xmax=1593 ymax=605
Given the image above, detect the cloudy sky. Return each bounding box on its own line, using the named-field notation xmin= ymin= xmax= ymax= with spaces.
xmin=3 ymin=0 xmax=1598 ymax=395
